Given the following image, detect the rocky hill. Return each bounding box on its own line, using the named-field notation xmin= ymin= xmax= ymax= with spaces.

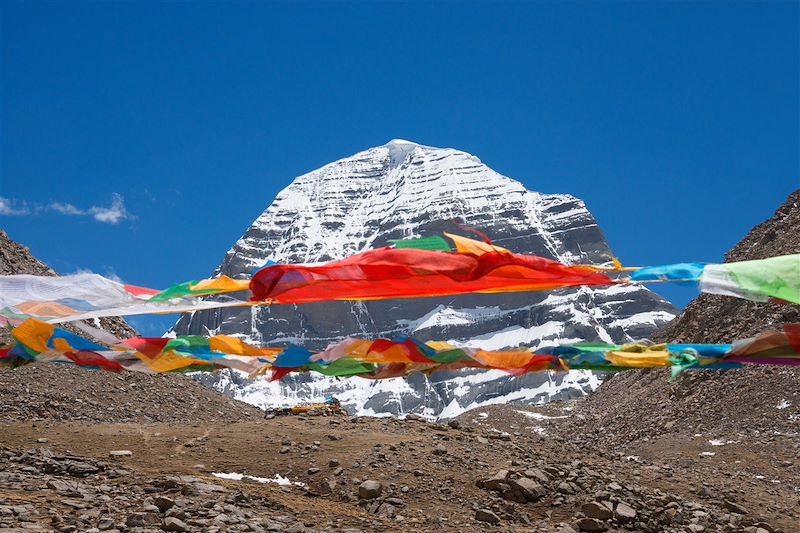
xmin=655 ymin=188 xmax=800 ymax=343
xmin=0 ymin=363 xmax=262 ymax=424
xmin=173 ymin=140 xmax=676 ymax=418
xmin=0 ymin=229 xmax=136 ymax=343
xmin=0 ymin=229 xmax=262 ymax=424
xmin=560 ymin=189 xmax=800 ymax=446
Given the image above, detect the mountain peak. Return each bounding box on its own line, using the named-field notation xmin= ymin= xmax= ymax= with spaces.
xmin=228 ymin=141 xmax=604 ymax=268
xmin=383 ymin=139 xmax=421 ymax=168
xmin=384 ymin=138 xmax=419 ymax=147
xmin=379 ymin=139 xmax=483 ymax=169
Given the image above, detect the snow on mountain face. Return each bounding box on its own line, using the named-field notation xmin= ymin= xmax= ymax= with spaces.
xmin=217 ymin=139 xmax=603 ymax=273
xmin=173 ymin=140 xmax=677 ymax=419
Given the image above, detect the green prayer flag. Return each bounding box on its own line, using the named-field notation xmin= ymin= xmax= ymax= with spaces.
xmin=149 ymin=281 xmax=200 ymax=302
xmin=429 ymin=349 xmax=469 ymax=364
xmin=308 ymin=359 xmax=375 ymax=376
xmin=725 ymin=254 xmax=800 ymax=304
xmin=390 ymin=236 xmax=451 ymax=252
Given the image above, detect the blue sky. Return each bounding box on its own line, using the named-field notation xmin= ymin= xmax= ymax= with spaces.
xmin=1 ymin=1 xmax=798 ymax=336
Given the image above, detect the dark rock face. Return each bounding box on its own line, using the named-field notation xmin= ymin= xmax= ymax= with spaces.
xmin=172 ymin=141 xmax=676 ymax=418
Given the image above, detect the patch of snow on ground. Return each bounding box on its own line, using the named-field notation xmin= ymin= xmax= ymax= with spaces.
xmin=212 ymin=472 xmax=305 ymax=487
xmin=516 ymin=410 xmax=568 ymax=420
xmin=708 ymin=439 xmax=737 ymax=446
xmin=700 ymin=452 xmax=716 ymax=457
xmin=777 ymin=400 xmax=791 ymax=409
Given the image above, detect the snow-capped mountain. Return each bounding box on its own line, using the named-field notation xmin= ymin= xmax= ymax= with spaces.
xmin=173 ymin=140 xmax=676 ymax=419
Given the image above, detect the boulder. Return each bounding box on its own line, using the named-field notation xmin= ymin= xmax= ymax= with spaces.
xmin=723 ymin=500 xmax=748 ymax=515
xmin=575 ymin=517 xmax=607 ymax=532
xmin=581 ymin=501 xmax=612 ymax=520
xmin=376 ymin=503 xmax=396 ymax=518
xmin=475 ymin=509 xmax=500 ymax=524
xmin=358 ymin=480 xmax=382 ymax=500
xmin=524 ymin=468 xmax=550 ymax=484
xmin=162 ymin=517 xmax=190 ymax=532
xmin=509 ymin=477 xmax=547 ymax=502
xmin=481 ymin=470 xmax=510 ymax=491
xmin=152 ymin=496 xmax=176 ymax=512
xmin=615 ymin=502 xmax=636 ymax=523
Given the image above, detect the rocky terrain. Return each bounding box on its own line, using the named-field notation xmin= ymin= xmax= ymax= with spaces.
xmin=0 ymin=405 xmax=795 ymax=532
xmin=560 ymin=189 xmax=800 ymax=449
xmin=0 ymin=364 xmax=261 ymax=425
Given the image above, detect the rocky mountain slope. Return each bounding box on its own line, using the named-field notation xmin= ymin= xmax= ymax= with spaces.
xmin=0 ymin=363 xmax=262 ymax=425
xmin=0 ymin=229 xmax=262 ymax=424
xmin=655 ymin=189 xmax=800 ymax=343
xmin=560 ymin=189 xmax=800 ymax=447
xmin=0 ymin=229 xmax=136 ymax=344
xmin=173 ymin=140 xmax=676 ymax=418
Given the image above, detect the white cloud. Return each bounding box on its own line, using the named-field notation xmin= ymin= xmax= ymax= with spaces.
xmin=0 ymin=197 xmax=31 ymax=216
xmin=48 ymin=202 xmax=86 ymax=215
xmin=0 ymin=193 xmax=132 ymax=224
xmin=88 ymin=193 xmax=129 ymax=224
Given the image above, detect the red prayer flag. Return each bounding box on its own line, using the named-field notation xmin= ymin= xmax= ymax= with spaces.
xmin=250 ymin=247 xmax=616 ymax=304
